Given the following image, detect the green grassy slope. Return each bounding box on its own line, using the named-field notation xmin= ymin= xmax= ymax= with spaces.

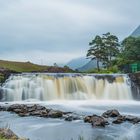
xmin=0 ymin=60 xmax=48 ymax=72
xmin=0 ymin=60 xmax=74 ymax=74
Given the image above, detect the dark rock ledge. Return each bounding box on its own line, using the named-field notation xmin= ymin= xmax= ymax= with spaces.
xmin=0 ymin=104 xmax=140 ymax=128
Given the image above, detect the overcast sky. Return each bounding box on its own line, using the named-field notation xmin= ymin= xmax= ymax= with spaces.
xmin=0 ymin=0 xmax=140 ymax=65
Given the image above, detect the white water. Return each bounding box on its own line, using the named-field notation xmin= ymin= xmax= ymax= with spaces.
xmin=0 ymin=73 xmax=132 ymax=101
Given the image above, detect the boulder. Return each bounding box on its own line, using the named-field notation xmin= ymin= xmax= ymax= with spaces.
xmin=0 ymin=106 xmax=7 ymax=111
xmin=7 ymin=104 xmax=26 ymax=112
xmin=84 ymin=116 xmax=93 ymax=123
xmin=84 ymin=115 xmax=109 ymax=127
xmin=112 ymin=115 xmax=126 ymax=124
xmin=65 ymin=115 xmax=81 ymax=121
xmin=48 ymin=110 xmax=63 ymax=118
xmin=102 ymin=109 xmax=120 ymax=118
xmin=18 ymin=113 xmax=30 ymax=117
xmin=125 ymin=115 xmax=140 ymax=124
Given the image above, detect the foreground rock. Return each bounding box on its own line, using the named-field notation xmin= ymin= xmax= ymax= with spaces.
xmin=112 ymin=115 xmax=126 ymax=124
xmin=102 ymin=109 xmax=120 ymax=118
xmin=0 ymin=128 xmax=28 ymax=140
xmin=113 ymin=115 xmax=140 ymax=124
xmin=84 ymin=115 xmax=109 ymax=127
xmin=0 ymin=104 xmax=81 ymax=121
xmin=84 ymin=109 xmax=140 ymax=127
xmin=6 ymin=104 xmax=64 ymax=118
xmin=65 ymin=114 xmax=82 ymax=121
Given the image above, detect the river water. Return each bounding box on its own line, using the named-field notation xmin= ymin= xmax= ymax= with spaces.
xmin=0 ymin=73 xmax=140 ymax=140
xmin=0 ymin=100 xmax=140 ymax=140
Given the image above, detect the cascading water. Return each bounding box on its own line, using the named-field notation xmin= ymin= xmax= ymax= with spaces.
xmin=0 ymin=73 xmax=133 ymax=101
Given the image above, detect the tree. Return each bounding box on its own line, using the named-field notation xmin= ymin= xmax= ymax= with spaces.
xmin=87 ymin=35 xmax=104 ymax=71
xmin=102 ymin=32 xmax=120 ymax=68
xmin=87 ymin=33 xmax=120 ymax=71
xmin=121 ymin=36 xmax=140 ymax=63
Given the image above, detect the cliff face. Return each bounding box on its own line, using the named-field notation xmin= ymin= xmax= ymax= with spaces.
xmin=129 ymin=73 xmax=140 ymax=100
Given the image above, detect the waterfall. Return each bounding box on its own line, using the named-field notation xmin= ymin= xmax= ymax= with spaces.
xmin=0 ymin=73 xmax=133 ymax=101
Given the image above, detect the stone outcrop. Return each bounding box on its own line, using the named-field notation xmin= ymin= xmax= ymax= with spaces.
xmin=102 ymin=109 xmax=120 ymax=118
xmin=0 ymin=104 xmax=81 ymax=121
xmin=84 ymin=115 xmax=109 ymax=127
xmin=112 ymin=115 xmax=140 ymax=124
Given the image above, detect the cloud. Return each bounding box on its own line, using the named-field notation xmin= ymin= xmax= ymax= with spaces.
xmin=0 ymin=0 xmax=140 ymax=65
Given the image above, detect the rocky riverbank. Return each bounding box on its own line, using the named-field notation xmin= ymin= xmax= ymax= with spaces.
xmin=0 ymin=104 xmax=140 ymax=128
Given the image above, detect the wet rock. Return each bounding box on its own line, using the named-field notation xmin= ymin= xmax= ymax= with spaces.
xmin=5 ymin=104 xmax=65 ymax=118
xmin=112 ymin=115 xmax=140 ymax=124
xmin=7 ymin=104 xmax=26 ymax=112
xmin=0 ymin=106 xmax=7 ymax=111
xmin=48 ymin=110 xmax=63 ymax=118
xmin=84 ymin=116 xmax=93 ymax=123
xmin=13 ymin=109 xmax=26 ymax=114
xmin=102 ymin=109 xmax=120 ymax=118
xmin=18 ymin=113 xmax=30 ymax=117
xmin=125 ymin=115 xmax=140 ymax=124
xmin=27 ymin=104 xmax=46 ymax=112
xmin=65 ymin=116 xmax=73 ymax=121
xmin=65 ymin=115 xmax=81 ymax=121
xmin=112 ymin=115 xmax=126 ymax=124
xmin=84 ymin=115 xmax=109 ymax=127
xmin=30 ymin=110 xmax=43 ymax=116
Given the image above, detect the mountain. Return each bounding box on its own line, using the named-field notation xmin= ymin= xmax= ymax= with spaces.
xmin=78 ymin=60 xmax=103 ymax=72
xmin=66 ymin=57 xmax=89 ymax=70
xmin=67 ymin=57 xmax=103 ymax=71
xmin=131 ymin=25 xmax=140 ymax=37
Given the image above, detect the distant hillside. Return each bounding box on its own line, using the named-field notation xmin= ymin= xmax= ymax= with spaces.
xmin=67 ymin=57 xmax=89 ymax=70
xmin=131 ymin=25 xmax=140 ymax=37
xmin=66 ymin=57 xmax=103 ymax=72
xmin=0 ymin=60 xmax=73 ymax=73
xmin=78 ymin=60 xmax=103 ymax=72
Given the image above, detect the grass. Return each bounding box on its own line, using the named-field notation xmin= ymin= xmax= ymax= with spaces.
xmin=0 ymin=60 xmax=74 ymax=84
xmin=0 ymin=60 xmax=49 ymax=72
